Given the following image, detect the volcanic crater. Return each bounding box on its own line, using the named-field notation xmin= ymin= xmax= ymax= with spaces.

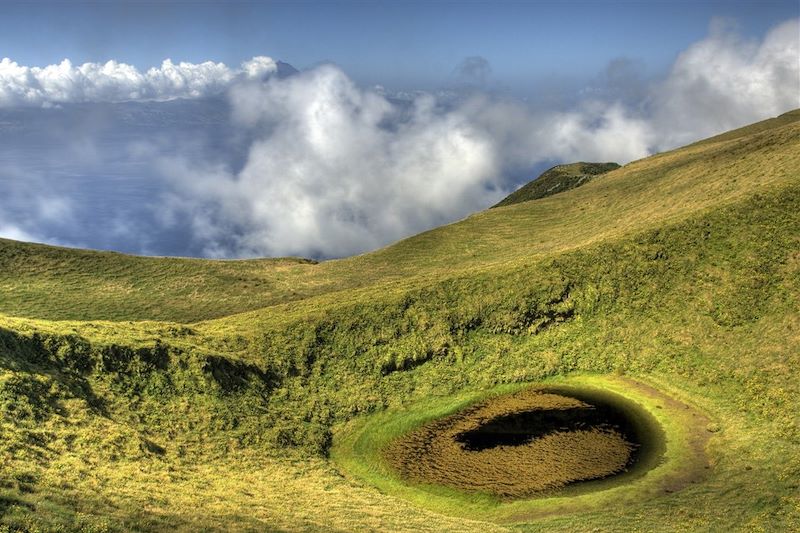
xmin=385 ymin=387 xmax=661 ymax=498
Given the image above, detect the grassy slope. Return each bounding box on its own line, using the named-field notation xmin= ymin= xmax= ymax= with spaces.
xmin=491 ymin=162 xmax=620 ymax=208
xmin=1 ymin=111 xmax=798 ymax=324
xmin=0 ymin=111 xmax=798 ymax=532
xmin=0 ymin=242 xmax=322 ymax=322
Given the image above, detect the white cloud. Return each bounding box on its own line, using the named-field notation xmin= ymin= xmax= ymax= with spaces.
xmin=0 ymin=223 xmax=37 ymax=242
xmin=157 ymin=83 xmax=654 ymax=257
xmin=461 ymin=96 xmax=653 ymax=167
xmin=160 ymin=65 xmax=502 ymax=258
xmin=0 ymin=162 xmax=81 ymax=247
xmin=649 ymin=17 xmax=800 ymax=147
xmin=0 ymin=56 xmax=278 ymax=107
xmin=154 ymin=18 xmax=798 ymax=259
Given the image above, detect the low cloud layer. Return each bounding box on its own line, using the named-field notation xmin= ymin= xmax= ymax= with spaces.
xmin=649 ymin=18 xmax=800 ymax=147
xmin=158 ymin=87 xmax=658 ymax=258
xmin=160 ymin=67 xmax=502 ymax=257
xmin=1 ymin=18 xmax=798 ymax=259
xmin=0 ymin=56 xmax=277 ymax=106
xmin=159 ymin=18 xmax=797 ymax=258
xmin=0 ymin=162 xmax=77 ymax=247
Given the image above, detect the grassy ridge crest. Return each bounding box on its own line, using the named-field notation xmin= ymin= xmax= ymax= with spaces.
xmin=491 ymin=161 xmax=620 ymax=208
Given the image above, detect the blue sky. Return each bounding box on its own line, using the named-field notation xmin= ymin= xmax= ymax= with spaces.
xmin=2 ymin=0 xmax=798 ymax=90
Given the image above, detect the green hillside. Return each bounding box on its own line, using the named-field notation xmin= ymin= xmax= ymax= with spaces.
xmin=0 ymin=110 xmax=798 ymax=532
xmin=491 ymin=162 xmax=620 ymax=208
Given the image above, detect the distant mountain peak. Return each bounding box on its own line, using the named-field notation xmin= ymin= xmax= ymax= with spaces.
xmin=276 ymin=61 xmax=299 ymax=78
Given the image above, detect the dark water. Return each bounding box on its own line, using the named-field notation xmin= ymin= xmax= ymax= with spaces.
xmin=455 ymin=402 xmax=639 ymax=451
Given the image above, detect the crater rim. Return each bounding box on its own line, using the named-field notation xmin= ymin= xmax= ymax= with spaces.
xmin=383 ymin=384 xmax=668 ymax=499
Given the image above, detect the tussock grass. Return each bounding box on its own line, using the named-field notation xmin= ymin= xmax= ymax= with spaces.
xmin=384 ymin=389 xmax=637 ymax=496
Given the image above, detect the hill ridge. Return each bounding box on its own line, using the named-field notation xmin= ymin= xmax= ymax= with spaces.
xmin=0 ymin=110 xmax=797 ymax=323
xmin=492 ymin=161 xmax=620 ymax=208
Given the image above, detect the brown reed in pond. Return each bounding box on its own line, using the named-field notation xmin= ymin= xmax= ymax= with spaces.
xmin=384 ymin=389 xmax=637 ymax=498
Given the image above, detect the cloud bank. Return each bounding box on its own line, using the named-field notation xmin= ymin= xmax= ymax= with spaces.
xmin=1 ymin=18 xmax=797 ymax=259
xmin=650 ymin=18 xmax=800 ymax=147
xmin=159 ymin=66 xmax=502 ymax=257
xmin=0 ymin=162 xmax=77 ymax=246
xmin=158 ymin=18 xmax=797 ymax=258
xmin=0 ymin=56 xmax=278 ymax=106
